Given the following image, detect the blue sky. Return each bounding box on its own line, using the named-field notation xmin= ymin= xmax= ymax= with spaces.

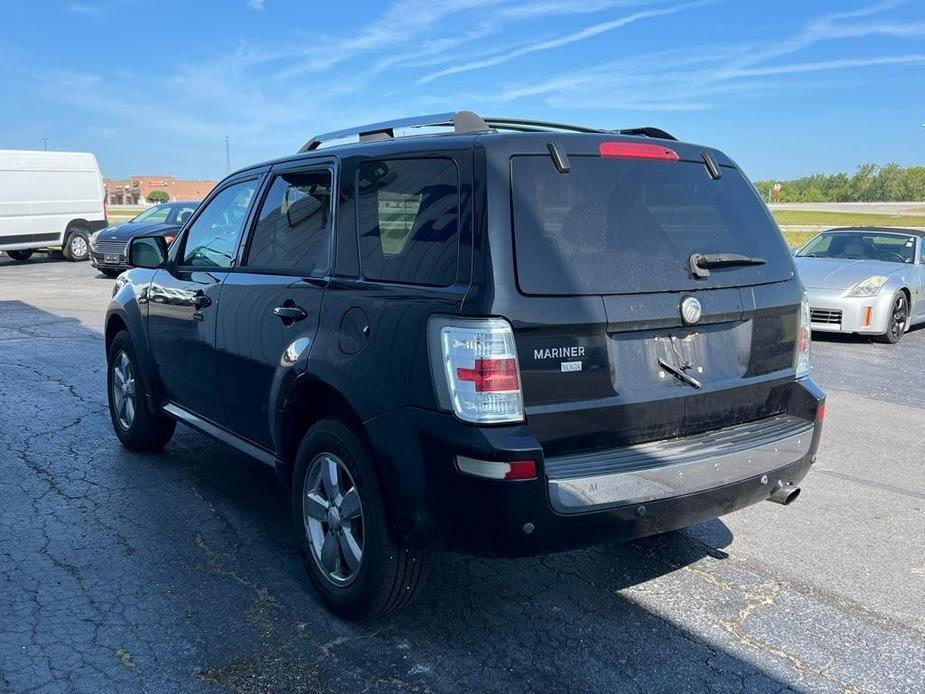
xmin=1 ymin=0 xmax=923 ymax=181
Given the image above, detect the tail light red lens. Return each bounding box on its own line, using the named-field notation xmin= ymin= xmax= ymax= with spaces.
xmin=816 ymin=401 xmax=826 ymax=422
xmin=599 ymin=142 xmax=679 ymax=161
xmin=456 ymin=357 xmax=520 ymax=392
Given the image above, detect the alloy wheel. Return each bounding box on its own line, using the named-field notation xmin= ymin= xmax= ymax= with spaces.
xmin=70 ymin=234 xmax=89 ymax=259
xmin=303 ymin=453 xmax=365 ymax=586
xmin=889 ymin=294 xmax=908 ymax=342
xmin=110 ymin=351 xmax=136 ymax=429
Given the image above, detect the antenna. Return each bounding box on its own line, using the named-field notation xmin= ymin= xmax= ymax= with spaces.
xmin=225 ymin=136 xmax=231 ymax=174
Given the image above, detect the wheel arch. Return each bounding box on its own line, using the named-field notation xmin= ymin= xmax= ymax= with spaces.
xmin=275 ymin=375 xmax=373 ymax=485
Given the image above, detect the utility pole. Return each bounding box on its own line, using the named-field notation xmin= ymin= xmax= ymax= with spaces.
xmin=41 ymin=137 xmax=50 ymax=151
xmin=225 ymin=136 xmax=231 ymax=175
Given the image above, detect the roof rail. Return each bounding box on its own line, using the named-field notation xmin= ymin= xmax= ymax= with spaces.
xmin=297 ymin=111 xmax=676 ymax=152
xmin=298 ymin=111 xmax=489 ymax=152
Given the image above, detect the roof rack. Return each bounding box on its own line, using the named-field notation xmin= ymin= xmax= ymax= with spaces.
xmin=297 ymin=110 xmax=676 ymax=152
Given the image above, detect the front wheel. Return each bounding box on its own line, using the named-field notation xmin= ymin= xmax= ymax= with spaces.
xmin=875 ymin=292 xmax=909 ymax=344
xmin=62 ymin=228 xmax=90 ymax=261
xmin=107 ymin=330 xmax=175 ymax=450
xmin=291 ymin=419 xmax=427 ymax=619
xmin=6 ymin=249 xmax=34 ymax=261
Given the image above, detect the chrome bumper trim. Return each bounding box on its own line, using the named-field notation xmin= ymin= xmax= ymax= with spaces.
xmin=547 ymin=416 xmax=815 ymax=514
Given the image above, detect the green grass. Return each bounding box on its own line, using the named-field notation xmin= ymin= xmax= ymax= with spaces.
xmin=771 ymin=210 xmax=925 ymax=227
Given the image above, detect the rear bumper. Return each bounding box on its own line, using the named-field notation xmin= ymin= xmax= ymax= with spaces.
xmin=364 ymin=378 xmax=825 ymax=557
xmin=546 ymin=415 xmax=813 ymax=514
xmin=805 ymin=287 xmax=894 ymax=334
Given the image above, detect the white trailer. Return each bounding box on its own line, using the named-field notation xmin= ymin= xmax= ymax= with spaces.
xmin=0 ymin=149 xmax=107 ymax=262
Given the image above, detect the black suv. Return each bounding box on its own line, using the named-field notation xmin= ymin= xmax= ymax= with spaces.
xmin=105 ymin=111 xmax=825 ymax=618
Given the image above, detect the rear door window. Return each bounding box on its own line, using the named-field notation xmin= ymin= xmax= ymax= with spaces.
xmin=356 ymin=158 xmax=459 ymax=286
xmin=244 ymin=169 xmax=333 ymax=276
xmin=511 ymin=155 xmax=792 ymax=295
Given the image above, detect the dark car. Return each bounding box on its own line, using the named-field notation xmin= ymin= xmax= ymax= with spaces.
xmin=89 ymin=201 xmax=199 ymax=277
xmin=104 ymin=112 xmax=825 ymax=619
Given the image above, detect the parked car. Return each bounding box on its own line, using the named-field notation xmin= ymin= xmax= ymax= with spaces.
xmin=104 ymin=111 xmax=825 ymax=619
xmin=794 ymin=227 xmax=925 ymax=343
xmin=0 ymin=149 xmax=107 ymax=262
xmin=89 ymin=201 xmax=199 ymax=277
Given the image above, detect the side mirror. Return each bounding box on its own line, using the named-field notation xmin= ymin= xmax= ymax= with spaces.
xmin=128 ymin=236 xmax=168 ymax=269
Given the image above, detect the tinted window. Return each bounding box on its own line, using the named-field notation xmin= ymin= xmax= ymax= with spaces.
xmin=245 ymin=170 xmax=332 ymax=276
xmin=182 ymin=180 xmax=257 ymax=268
xmin=511 ymin=156 xmax=792 ymax=295
xmin=797 ymin=231 xmax=916 ymax=264
xmin=357 ymin=158 xmax=459 ymax=286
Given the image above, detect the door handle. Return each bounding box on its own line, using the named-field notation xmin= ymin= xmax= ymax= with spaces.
xmin=274 ymin=305 xmax=308 ymax=323
xmin=193 ymin=292 xmax=212 ymax=310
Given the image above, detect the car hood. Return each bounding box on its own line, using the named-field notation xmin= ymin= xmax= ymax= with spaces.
xmin=794 ymin=257 xmax=907 ymax=290
xmin=97 ymin=222 xmax=180 ymax=241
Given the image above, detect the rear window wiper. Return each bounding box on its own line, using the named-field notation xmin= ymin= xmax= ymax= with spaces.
xmin=689 ymin=252 xmax=766 ymax=278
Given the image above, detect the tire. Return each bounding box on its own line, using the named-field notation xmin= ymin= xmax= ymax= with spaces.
xmin=6 ymin=250 xmax=34 ymax=261
xmin=107 ymin=330 xmax=175 ymax=450
xmin=62 ymin=227 xmax=90 ymax=261
xmin=875 ymin=292 xmax=909 ymax=344
xmin=291 ymin=419 xmax=427 ymax=619
xmin=100 ymin=268 xmax=122 ymax=278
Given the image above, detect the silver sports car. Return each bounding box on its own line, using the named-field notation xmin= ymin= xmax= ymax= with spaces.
xmin=794 ymin=227 xmax=925 ymax=344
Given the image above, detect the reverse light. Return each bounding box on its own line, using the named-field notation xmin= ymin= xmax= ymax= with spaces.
xmin=599 ymin=142 xmax=679 ymax=161
xmin=429 ymin=317 xmax=524 ymax=424
xmin=846 ymin=275 xmax=888 ymax=297
xmin=795 ymin=297 xmax=812 ymax=378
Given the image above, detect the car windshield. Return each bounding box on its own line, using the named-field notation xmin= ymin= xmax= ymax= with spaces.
xmin=130 ymin=203 xmax=197 ymax=225
xmin=797 ymin=231 xmax=917 ymax=264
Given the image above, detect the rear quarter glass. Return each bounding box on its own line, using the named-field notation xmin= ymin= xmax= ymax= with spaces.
xmin=510 ymin=155 xmax=793 ymax=296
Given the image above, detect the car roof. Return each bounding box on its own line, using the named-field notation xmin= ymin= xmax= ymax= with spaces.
xmin=227 ymin=110 xmax=735 ymax=177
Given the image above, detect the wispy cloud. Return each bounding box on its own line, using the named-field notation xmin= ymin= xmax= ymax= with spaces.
xmin=247 ymin=0 xmax=265 ymax=10
xmin=417 ymin=0 xmax=715 ymax=84
xmin=67 ymin=2 xmax=98 ymax=15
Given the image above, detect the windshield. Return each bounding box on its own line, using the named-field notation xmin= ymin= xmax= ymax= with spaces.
xmin=511 ymin=155 xmax=792 ymax=295
xmin=129 ymin=203 xmax=197 ymax=225
xmin=797 ymin=231 xmax=917 ymax=264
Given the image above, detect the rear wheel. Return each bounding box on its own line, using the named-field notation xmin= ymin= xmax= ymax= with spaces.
xmin=876 ymin=292 xmax=909 ymax=344
xmin=107 ymin=331 xmax=175 ymax=450
xmin=291 ymin=419 xmax=427 ymax=619
xmin=62 ymin=228 xmax=90 ymax=261
xmin=6 ymin=250 xmax=34 ymax=261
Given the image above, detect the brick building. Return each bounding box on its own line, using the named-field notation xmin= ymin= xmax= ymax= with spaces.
xmin=105 ymin=175 xmax=216 ymax=205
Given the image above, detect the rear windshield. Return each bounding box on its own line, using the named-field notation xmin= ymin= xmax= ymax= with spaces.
xmin=511 ymin=155 xmax=792 ymax=295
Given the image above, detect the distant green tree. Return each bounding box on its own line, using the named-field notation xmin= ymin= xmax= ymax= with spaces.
xmin=752 ymin=164 xmax=925 ymax=203
xmin=146 ymin=190 xmax=169 ymax=204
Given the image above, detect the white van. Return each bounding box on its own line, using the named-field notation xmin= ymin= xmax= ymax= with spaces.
xmin=0 ymin=149 xmax=107 ymax=262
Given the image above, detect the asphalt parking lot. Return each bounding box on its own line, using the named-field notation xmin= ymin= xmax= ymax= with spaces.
xmin=1 ymin=256 xmax=923 ymax=694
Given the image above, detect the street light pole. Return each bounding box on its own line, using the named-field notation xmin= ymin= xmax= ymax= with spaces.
xmin=41 ymin=138 xmax=50 ymax=151
xmin=225 ymin=136 xmax=231 ymax=175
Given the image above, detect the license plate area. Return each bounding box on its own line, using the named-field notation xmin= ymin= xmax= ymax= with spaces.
xmin=104 ymin=254 xmax=120 ymax=263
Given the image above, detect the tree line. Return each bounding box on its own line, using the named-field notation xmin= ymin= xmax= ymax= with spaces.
xmin=753 ymin=164 xmax=925 ymax=203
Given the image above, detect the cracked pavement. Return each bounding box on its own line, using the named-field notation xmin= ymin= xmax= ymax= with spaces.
xmin=1 ymin=256 xmax=923 ymax=693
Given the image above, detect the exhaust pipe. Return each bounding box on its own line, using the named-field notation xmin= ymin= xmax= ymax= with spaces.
xmin=767 ymin=483 xmax=801 ymax=506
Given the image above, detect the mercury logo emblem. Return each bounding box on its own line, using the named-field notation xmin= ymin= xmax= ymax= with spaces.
xmin=681 ymin=296 xmax=702 ymax=325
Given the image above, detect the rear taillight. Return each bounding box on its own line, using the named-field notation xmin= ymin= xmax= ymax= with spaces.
xmin=599 ymin=142 xmax=679 ymax=161
xmin=428 ymin=317 xmax=524 ymax=424
xmin=795 ymin=297 xmax=811 ymax=377
xmin=816 ymin=401 xmax=826 ymax=422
